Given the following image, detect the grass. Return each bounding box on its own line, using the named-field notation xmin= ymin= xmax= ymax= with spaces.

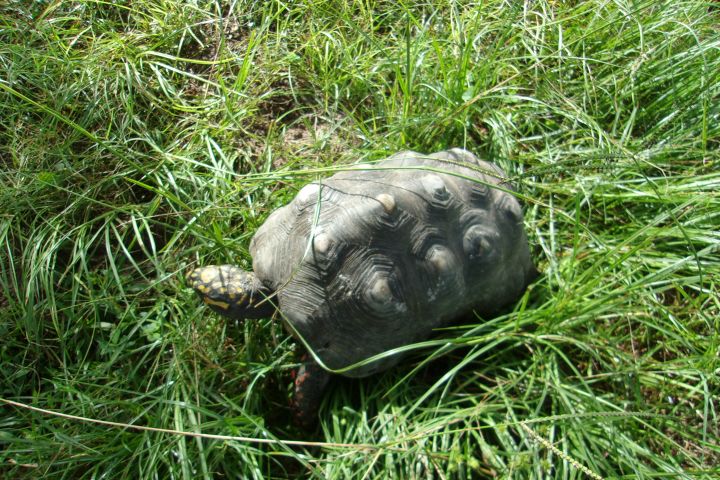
xmin=1 ymin=0 xmax=718 ymax=478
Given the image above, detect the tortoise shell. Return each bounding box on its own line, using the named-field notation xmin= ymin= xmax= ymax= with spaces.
xmin=251 ymin=148 xmax=535 ymax=377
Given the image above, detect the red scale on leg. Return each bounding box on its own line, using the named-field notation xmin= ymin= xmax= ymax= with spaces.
xmin=290 ymin=353 xmax=331 ymax=428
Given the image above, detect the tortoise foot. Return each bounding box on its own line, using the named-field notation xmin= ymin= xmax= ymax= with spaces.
xmin=290 ymin=354 xmax=331 ymax=428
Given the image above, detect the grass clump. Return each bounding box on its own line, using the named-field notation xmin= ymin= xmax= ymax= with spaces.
xmin=1 ymin=0 xmax=719 ymax=478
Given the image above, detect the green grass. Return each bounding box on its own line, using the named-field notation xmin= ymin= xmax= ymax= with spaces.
xmin=1 ymin=0 xmax=719 ymax=478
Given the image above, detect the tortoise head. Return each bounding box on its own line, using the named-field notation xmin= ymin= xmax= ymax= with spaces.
xmin=188 ymin=265 xmax=275 ymax=320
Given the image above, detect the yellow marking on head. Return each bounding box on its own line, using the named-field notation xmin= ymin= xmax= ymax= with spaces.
xmin=197 ymin=284 xmax=209 ymax=294
xmin=203 ymin=297 xmax=230 ymax=310
xmin=228 ymin=292 xmax=237 ymax=300
xmin=200 ymin=269 xmax=216 ymax=284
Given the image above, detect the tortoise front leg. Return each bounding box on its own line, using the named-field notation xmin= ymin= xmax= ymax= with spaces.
xmin=291 ymin=353 xmax=331 ymax=428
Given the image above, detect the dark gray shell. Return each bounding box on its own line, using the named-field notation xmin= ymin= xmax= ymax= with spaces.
xmin=251 ymin=149 xmax=535 ymax=377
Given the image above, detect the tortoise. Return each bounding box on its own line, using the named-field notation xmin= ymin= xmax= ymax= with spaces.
xmin=189 ymin=148 xmax=536 ymax=425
